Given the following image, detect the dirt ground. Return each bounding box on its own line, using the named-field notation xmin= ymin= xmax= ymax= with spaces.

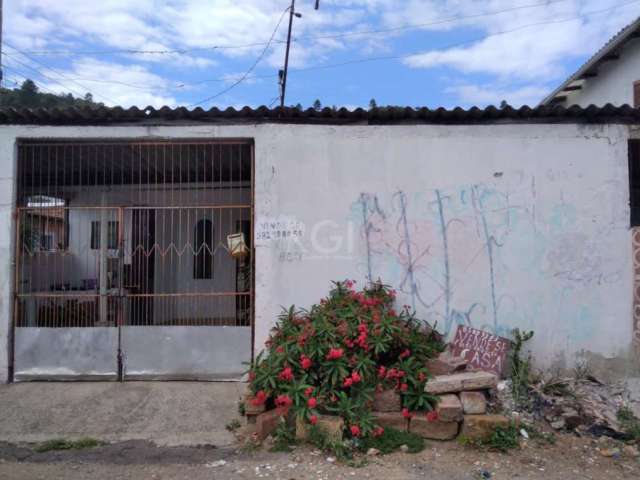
xmin=0 ymin=433 xmax=638 ymax=480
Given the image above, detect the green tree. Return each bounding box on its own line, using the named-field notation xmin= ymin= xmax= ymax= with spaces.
xmin=0 ymin=79 xmax=104 ymax=108
xmin=369 ymin=98 xmax=377 ymax=110
xmin=312 ymin=99 xmax=322 ymax=111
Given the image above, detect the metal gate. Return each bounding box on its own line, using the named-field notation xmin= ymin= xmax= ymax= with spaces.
xmin=13 ymin=140 xmax=254 ymax=381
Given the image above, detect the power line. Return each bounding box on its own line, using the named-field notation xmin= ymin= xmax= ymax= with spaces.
xmin=186 ymin=0 xmax=640 ymax=107
xmin=4 ymin=43 xmax=120 ymax=105
xmin=15 ymin=0 xmax=574 ymax=57
xmin=3 ymin=52 xmax=90 ymax=99
xmin=2 ymin=65 xmax=66 ymax=95
xmin=188 ymin=6 xmax=290 ymax=108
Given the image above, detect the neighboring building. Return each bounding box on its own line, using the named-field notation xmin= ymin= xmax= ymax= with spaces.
xmin=541 ymin=16 xmax=640 ymax=107
xmin=0 ymin=105 xmax=639 ymax=383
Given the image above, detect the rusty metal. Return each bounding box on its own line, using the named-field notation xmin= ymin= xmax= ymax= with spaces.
xmin=14 ymin=140 xmax=254 ymax=329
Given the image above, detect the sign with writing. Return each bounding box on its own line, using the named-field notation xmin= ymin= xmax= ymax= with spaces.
xmin=254 ymin=216 xmax=305 ymax=246
xmin=450 ymin=325 xmax=510 ymax=377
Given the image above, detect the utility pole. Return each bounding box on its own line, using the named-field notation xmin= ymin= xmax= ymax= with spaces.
xmin=279 ymin=0 xmax=320 ymax=109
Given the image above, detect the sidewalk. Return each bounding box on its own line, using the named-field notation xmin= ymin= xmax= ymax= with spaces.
xmin=0 ymin=381 xmax=245 ymax=446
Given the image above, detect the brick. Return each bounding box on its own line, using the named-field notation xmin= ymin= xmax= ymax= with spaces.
xmin=459 ymin=391 xmax=487 ymax=415
xmin=426 ymin=352 xmax=468 ymax=376
xmin=255 ymin=406 xmax=290 ymax=441
xmin=373 ymin=389 xmax=402 ymax=412
xmin=296 ymin=415 xmax=344 ymax=443
xmin=425 ymin=372 xmax=498 ymax=394
xmin=373 ymin=412 xmax=409 ymax=432
xmin=410 ymin=415 xmax=459 ymax=440
xmin=244 ymin=394 xmax=266 ymax=416
xmin=436 ymin=394 xmax=463 ymax=422
xmin=460 ymin=414 xmax=510 ymax=441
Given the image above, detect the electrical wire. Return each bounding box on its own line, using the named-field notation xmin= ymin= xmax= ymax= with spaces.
xmin=187 ymin=6 xmax=290 ymax=107
xmin=4 ymin=43 xmax=120 ymax=105
xmin=187 ymin=0 xmax=640 ymax=107
xmin=16 ymin=0 xmax=574 ymax=57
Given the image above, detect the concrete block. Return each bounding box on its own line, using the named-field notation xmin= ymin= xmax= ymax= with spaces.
xmin=436 ymin=394 xmax=463 ymax=422
xmin=373 ymin=412 xmax=409 ymax=432
xmin=373 ymin=389 xmax=401 ymax=412
xmin=426 ymin=352 xmax=468 ymax=376
xmin=255 ymin=406 xmax=290 ymax=441
xmin=460 ymin=391 xmax=487 ymax=414
xmin=296 ymin=415 xmax=344 ymax=442
xmin=425 ymin=371 xmax=498 ymax=394
xmin=460 ymin=414 xmax=510 ymax=441
xmin=410 ymin=415 xmax=459 ymax=440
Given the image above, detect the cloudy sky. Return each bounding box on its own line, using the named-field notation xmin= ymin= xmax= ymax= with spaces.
xmin=4 ymin=0 xmax=640 ymax=109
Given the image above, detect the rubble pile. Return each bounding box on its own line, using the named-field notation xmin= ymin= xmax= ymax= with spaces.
xmin=494 ymin=373 xmax=640 ymax=441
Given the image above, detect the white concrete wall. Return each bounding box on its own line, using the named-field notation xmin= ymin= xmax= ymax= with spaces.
xmin=0 ymin=122 xmax=634 ymax=381
xmin=562 ymin=38 xmax=640 ymax=107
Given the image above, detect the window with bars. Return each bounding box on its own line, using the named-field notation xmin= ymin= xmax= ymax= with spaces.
xmin=194 ymin=219 xmax=214 ymax=279
xmin=90 ymin=221 xmax=119 ymax=250
xmin=634 ymin=81 xmax=640 ymax=108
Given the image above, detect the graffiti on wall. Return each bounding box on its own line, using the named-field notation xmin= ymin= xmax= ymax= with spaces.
xmin=351 ymin=174 xmax=623 ymax=339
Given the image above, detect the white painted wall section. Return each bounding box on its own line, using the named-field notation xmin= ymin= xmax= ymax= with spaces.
xmin=0 ymin=122 xmax=634 ymax=381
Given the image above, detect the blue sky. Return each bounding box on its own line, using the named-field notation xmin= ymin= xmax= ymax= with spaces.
xmin=5 ymin=0 xmax=640 ymax=109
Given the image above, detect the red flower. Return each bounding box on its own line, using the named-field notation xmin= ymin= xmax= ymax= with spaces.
xmin=248 ymin=371 xmax=256 ymax=382
xmin=372 ymin=427 xmax=384 ymax=437
xmin=304 ymin=387 xmax=314 ymax=397
xmin=276 ymin=345 xmax=284 ymax=353
xmin=345 ymin=279 xmax=355 ymax=290
xmin=251 ymin=390 xmax=267 ymax=406
xmin=377 ymin=366 xmax=386 ymax=379
xmin=326 ymin=348 xmax=344 ymax=360
xmin=275 ymin=394 xmax=292 ymax=408
xmin=351 ymin=371 xmax=362 ymax=383
xmin=399 ymin=383 xmax=408 ymax=392
xmin=357 ymin=323 xmax=368 ymax=334
xmin=426 ymin=410 xmax=439 ymax=422
xmin=278 ymin=367 xmax=294 ymax=382
xmin=399 ymin=349 xmax=411 ymax=359
xmin=418 ymin=372 xmax=426 ymax=382
xmin=309 ymin=415 xmax=318 ymax=425
xmin=350 ymin=425 xmax=361 ymax=437
xmin=402 ymin=408 xmax=413 ymax=419
xmin=343 ymin=377 xmax=353 ymax=388
xmin=307 ymin=397 xmax=317 ymax=408
xmin=300 ymin=355 xmax=312 ymax=370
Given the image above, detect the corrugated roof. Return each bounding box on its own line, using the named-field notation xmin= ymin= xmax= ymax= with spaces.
xmin=0 ymin=104 xmax=639 ymax=126
xmin=540 ymin=16 xmax=640 ymax=105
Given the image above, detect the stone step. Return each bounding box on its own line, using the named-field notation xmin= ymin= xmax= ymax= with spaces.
xmin=425 ymin=371 xmax=498 ymax=394
xmin=410 ymin=415 xmax=460 ymax=440
xmin=460 ymin=391 xmax=487 ymax=415
xmin=459 ymin=414 xmax=511 ymax=440
xmin=426 ymin=352 xmax=468 ymax=376
xmin=436 ymin=394 xmax=463 ymax=422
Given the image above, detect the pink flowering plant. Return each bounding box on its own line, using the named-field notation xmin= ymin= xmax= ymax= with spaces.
xmin=248 ymin=280 xmax=443 ymax=440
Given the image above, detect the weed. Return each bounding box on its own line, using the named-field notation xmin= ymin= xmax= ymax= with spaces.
xmin=459 ymin=423 xmax=520 ymax=453
xmin=359 ymin=427 xmax=425 ymax=454
xmin=269 ymin=418 xmax=297 ymax=452
xmin=34 ymin=437 xmax=102 ymax=453
xmin=225 ymin=419 xmax=242 ymax=432
xmin=538 ymin=375 xmax=573 ymax=398
xmin=509 ymin=329 xmax=534 ymax=407
xmin=237 ymin=399 xmax=246 ymax=417
xmin=617 ymin=407 xmax=640 ymax=441
xmin=523 ymin=425 xmax=556 ymax=445
xmin=572 ymin=358 xmax=592 ymax=381
xmin=307 ymin=424 xmax=355 ymax=463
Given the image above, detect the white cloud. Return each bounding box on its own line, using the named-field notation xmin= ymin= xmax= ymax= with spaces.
xmin=445 ymin=83 xmax=551 ymax=107
xmin=38 ymin=58 xmax=178 ymax=108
